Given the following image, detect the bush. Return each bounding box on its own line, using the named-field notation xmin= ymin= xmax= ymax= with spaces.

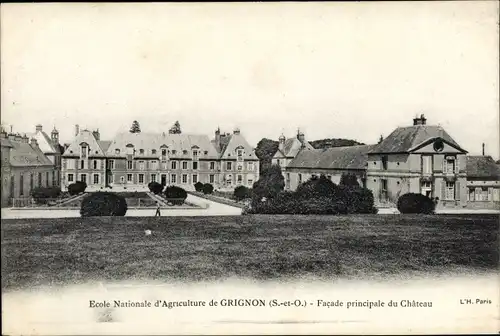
xmin=68 ymin=181 xmax=87 ymax=195
xmin=397 ymin=193 xmax=435 ymax=214
xmin=194 ymin=182 xmax=204 ymax=192
xmin=30 ymin=187 xmax=61 ymax=204
xmin=148 ymin=181 xmax=164 ymax=194
xmin=337 ymin=185 xmax=378 ymax=214
xmin=80 ymin=192 xmax=128 ymax=217
xmin=295 ymin=174 xmax=337 ymax=199
xmin=252 ymin=164 xmax=285 ymax=205
xmin=234 ymin=185 xmax=250 ymax=201
xmin=165 ymin=186 xmax=187 ymax=205
xmin=339 ymin=173 xmax=360 ymax=188
xmin=202 ymin=183 xmax=214 ymax=195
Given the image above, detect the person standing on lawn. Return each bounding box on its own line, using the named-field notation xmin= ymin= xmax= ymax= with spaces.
xmin=155 ymin=201 xmax=161 ymax=217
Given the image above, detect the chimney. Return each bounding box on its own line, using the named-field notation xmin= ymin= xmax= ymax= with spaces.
xmin=51 ymin=127 xmax=59 ymax=144
xmin=0 ymin=130 xmax=7 ymax=139
xmin=413 ymin=114 xmax=427 ymax=126
xmin=215 ymin=127 xmax=221 ymax=151
xmin=15 ymin=134 xmax=23 ymax=142
xmin=30 ymin=138 xmax=38 ymax=148
xmin=482 ymin=143 xmax=485 ymax=156
xmin=8 ymin=133 xmax=16 ymax=141
xmin=297 ymin=129 xmax=305 ymax=146
xmin=35 ymin=124 xmax=43 ymax=132
xmin=75 ymin=124 xmax=80 ymax=137
xmin=233 ymin=127 xmax=240 ymax=135
xmin=278 ymin=134 xmax=286 ymax=152
xmin=92 ymin=129 xmax=100 ymax=140
xmin=22 ymin=134 xmax=29 ymax=143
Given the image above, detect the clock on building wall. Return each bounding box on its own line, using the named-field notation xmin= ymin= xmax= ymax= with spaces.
xmin=433 ymin=139 xmax=444 ymax=152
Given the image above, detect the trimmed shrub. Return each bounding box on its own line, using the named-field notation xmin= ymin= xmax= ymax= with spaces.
xmin=68 ymin=181 xmax=87 ymax=196
xmin=397 ymin=193 xmax=435 ymax=214
xmin=30 ymin=187 xmax=61 ymax=205
xmin=194 ymin=182 xmax=204 ymax=192
xmin=234 ymin=185 xmax=250 ymax=201
xmin=80 ymin=192 xmax=127 ymax=217
xmin=202 ymin=183 xmax=214 ymax=195
xmin=148 ymin=181 xmax=164 ymax=194
xmin=165 ymin=186 xmax=187 ymax=205
xmin=337 ymin=185 xmax=378 ymax=214
xmin=295 ymin=174 xmax=337 ymax=199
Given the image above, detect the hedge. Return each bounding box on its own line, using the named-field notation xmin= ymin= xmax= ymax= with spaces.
xmin=30 ymin=187 xmax=61 ymax=204
xmin=148 ymin=181 xmax=164 ymax=194
xmin=80 ymin=192 xmax=128 ymax=217
xmin=165 ymin=186 xmax=187 ymax=205
xmin=234 ymin=185 xmax=251 ymax=201
xmin=397 ymin=193 xmax=435 ymax=214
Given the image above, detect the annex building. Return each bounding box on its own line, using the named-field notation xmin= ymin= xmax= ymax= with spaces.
xmin=278 ymin=115 xmax=500 ymax=209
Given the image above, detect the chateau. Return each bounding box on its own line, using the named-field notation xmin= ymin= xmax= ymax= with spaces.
xmin=278 ymin=115 xmax=500 ymax=209
xmin=60 ymin=126 xmax=260 ymax=191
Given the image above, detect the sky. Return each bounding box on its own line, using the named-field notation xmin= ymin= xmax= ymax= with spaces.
xmin=1 ymin=2 xmax=499 ymax=158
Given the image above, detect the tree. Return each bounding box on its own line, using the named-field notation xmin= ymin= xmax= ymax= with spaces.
xmin=309 ymin=138 xmax=365 ymax=149
xmin=130 ymin=120 xmax=141 ymax=133
xmin=169 ymin=121 xmax=182 ymax=134
xmin=252 ymin=164 xmax=285 ymax=204
xmin=339 ymin=173 xmax=360 ymax=188
xmin=255 ymin=138 xmax=279 ymax=172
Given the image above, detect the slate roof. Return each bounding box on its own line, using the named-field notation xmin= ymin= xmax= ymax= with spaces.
xmin=25 ymin=130 xmax=58 ymax=154
xmin=106 ymin=132 xmax=220 ymax=159
xmin=287 ymin=145 xmax=376 ymax=170
xmin=369 ymin=125 xmax=465 ymax=154
xmin=8 ymin=140 xmax=54 ymax=167
xmin=98 ymin=141 xmax=112 ymax=152
xmin=466 ymin=156 xmax=500 ymax=180
xmin=219 ymin=133 xmax=258 ymax=160
xmin=62 ymin=130 xmax=107 ymax=157
xmin=274 ymin=137 xmax=314 ymax=158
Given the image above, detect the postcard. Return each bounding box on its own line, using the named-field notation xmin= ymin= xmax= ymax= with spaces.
xmin=1 ymin=1 xmax=499 ymax=335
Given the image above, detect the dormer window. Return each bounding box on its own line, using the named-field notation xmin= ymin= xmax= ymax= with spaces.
xmin=172 ymin=150 xmax=177 ymax=155
xmin=139 ymin=149 xmax=144 ymax=155
xmin=237 ymin=149 xmax=243 ymax=157
xmin=115 ymin=149 xmax=120 ymax=155
xmin=161 ymin=149 xmax=167 ymax=156
xmin=193 ymin=150 xmax=198 ymax=159
xmin=152 ymin=149 xmax=157 ymax=155
xmin=80 ymin=143 xmax=88 ymax=158
xmin=204 ymin=151 xmax=208 ymax=155
xmin=183 ymin=150 xmax=188 ymax=155
xmin=126 ymin=144 xmax=134 ymax=155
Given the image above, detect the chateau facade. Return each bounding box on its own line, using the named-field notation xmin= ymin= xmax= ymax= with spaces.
xmin=279 ymin=115 xmax=500 ymax=209
xmin=61 ymin=126 xmax=259 ymax=191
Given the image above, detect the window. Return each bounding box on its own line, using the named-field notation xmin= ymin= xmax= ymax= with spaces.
xmin=38 ymin=173 xmax=42 ymax=187
xmin=381 ymin=179 xmax=388 ymax=192
xmin=327 ymin=175 xmax=332 ymax=180
xmin=445 ymin=182 xmax=455 ymax=200
xmin=152 ymin=149 xmax=157 ymax=155
xmin=192 ymin=162 xmax=198 ymax=170
xmin=183 ymin=150 xmax=188 ymax=155
xmin=171 ymin=174 xmax=177 ymax=184
xmin=80 ymin=174 xmax=87 ymax=184
xmin=139 ymin=149 xmax=144 ymax=155
xmin=209 ymin=174 xmax=215 ymax=183
xmin=237 ymin=175 xmax=243 ymax=184
xmin=193 ymin=150 xmax=198 ymax=159
xmin=115 ymin=149 xmax=120 ymax=155
xmin=446 ymin=158 xmax=455 ymax=174
xmin=381 ymin=155 xmax=388 ymax=170
xmin=93 ymin=174 xmax=99 ymax=184
xmin=108 ymin=174 xmax=113 ymax=184
xmin=192 ymin=174 xmax=198 ymax=183
xmin=139 ymin=160 xmax=145 ymax=170
xmin=46 ymin=172 xmax=50 ymax=186
xmin=93 ymin=160 xmax=98 ymax=170
xmin=172 ymin=150 xmax=177 ymax=155
xmin=150 ymin=174 xmax=156 ymax=183
xmin=422 ymin=155 xmax=432 ymax=175
xmin=20 ymin=175 xmax=24 ymax=196
xmin=62 ymin=159 xmax=67 ymax=169
xmin=52 ymin=171 xmax=56 ymax=186
xmin=237 ymin=163 xmax=243 ymax=171
xmin=126 ymin=145 xmax=134 ymax=155
xmin=80 ymin=160 xmax=85 ymax=169
xmin=81 ymin=145 xmax=87 ymax=158
xmin=68 ymin=173 xmax=74 ymax=182
xmin=182 ymin=161 xmax=188 ymax=170
xmin=210 ymin=162 xmax=215 ymax=170
xmin=150 ymin=160 xmax=158 ymax=170
xmin=248 ymin=179 xmax=253 ymax=186
xmin=248 ymin=162 xmax=254 ymax=171
xmin=127 ymin=160 xmax=133 ymax=169
xmin=127 ymin=173 xmax=133 ymax=182
xmin=226 ymin=162 xmax=232 ymax=170
xmin=109 ymin=160 xmax=115 ymax=169
xmin=161 ymin=149 xmax=167 ymax=156
xmin=298 ymin=174 xmax=302 ymax=183
xmin=204 ymin=151 xmax=208 ymax=155
xmin=171 ymin=161 xmax=177 ymax=170
xmin=120 ymin=176 xmax=125 ymax=183
xmin=182 ymin=174 xmax=188 ymax=184
xmin=138 ymin=174 xmax=145 ymax=184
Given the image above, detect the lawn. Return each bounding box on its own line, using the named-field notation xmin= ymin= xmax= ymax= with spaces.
xmin=1 ymin=214 xmax=498 ymax=290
